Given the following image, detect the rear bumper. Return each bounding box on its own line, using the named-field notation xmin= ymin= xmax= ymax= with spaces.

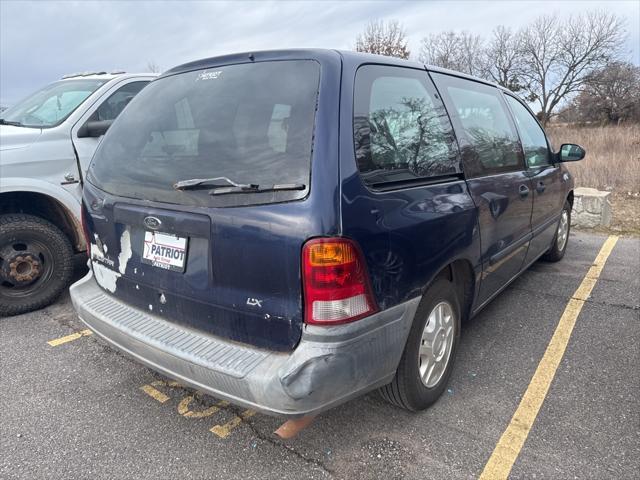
xmin=70 ymin=271 xmax=419 ymax=418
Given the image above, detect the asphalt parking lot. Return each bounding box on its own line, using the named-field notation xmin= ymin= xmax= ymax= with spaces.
xmin=1 ymin=230 xmax=638 ymax=480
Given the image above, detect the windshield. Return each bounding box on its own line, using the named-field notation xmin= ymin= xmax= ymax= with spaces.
xmin=88 ymin=60 xmax=320 ymax=207
xmin=1 ymin=79 xmax=107 ymax=128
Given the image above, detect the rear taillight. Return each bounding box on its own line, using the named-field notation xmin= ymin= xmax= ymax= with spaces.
xmin=302 ymin=237 xmax=378 ymax=325
xmin=80 ymin=202 xmax=92 ymax=254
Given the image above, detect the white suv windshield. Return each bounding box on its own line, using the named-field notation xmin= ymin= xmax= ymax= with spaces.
xmin=88 ymin=60 xmax=320 ymax=207
xmin=1 ymin=79 xmax=107 ymax=128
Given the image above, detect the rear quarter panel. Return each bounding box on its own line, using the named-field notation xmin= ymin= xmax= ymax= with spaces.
xmin=340 ymin=177 xmax=481 ymax=310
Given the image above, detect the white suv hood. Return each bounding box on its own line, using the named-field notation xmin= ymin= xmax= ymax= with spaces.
xmin=0 ymin=125 xmax=43 ymax=151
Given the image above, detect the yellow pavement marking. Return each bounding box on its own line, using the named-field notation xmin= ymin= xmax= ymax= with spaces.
xmin=210 ymin=409 xmax=256 ymax=438
xmin=479 ymin=235 xmax=619 ymax=480
xmin=140 ymin=380 xmax=183 ymax=403
xmin=140 ymin=384 xmax=170 ymax=404
xmin=178 ymin=395 xmax=229 ymax=418
xmin=139 ymin=379 xmax=254 ymax=438
xmin=47 ymin=329 xmax=93 ymax=347
xmin=150 ymin=379 xmax=182 ymax=389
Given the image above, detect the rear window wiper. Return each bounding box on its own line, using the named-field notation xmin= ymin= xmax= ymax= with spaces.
xmin=209 ymin=183 xmax=306 ymax=195
xmin=173 ymin=176 xmax=257 ymax=191
xmin=174 ymin=176 xmax=305 ymax=195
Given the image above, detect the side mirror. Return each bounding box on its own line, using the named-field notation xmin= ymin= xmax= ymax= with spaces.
xmin=77 ymin=119 xmax=113 ymax=138
xmin=558 ymin=143 xmax=585 ymax=162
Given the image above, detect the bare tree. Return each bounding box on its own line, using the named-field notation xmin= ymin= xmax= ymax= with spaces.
xmin=483 ymin=26 xmax=523 ymax=91
xmin=518 ymin=11 xmax=626 ymax=125
xmin=563 ymin=61 xmax=640 ymax=124
xmin=419 ymin=31 xmax=460 ymax=69
xmin=419 ymin=31 xmax=484 ymax=76
xmin=146 ymin=60 xmax=161 ymax=73
xmin=355 ymin=20 xmax=410 ymax=59
xmin=459 ymin=32 xmax=484 ymax=77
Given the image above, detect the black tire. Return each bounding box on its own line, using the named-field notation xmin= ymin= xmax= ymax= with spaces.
xmin=379 ymin=278 xmax=461 ymax=411
xmin=0 ymin=214 xmax=74 ymax=317
xmin=542 ymin=200 xmax=571 ymax=262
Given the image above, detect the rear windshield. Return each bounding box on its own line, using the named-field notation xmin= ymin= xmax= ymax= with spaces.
xmin=88 ymin=60 xmax=320 ymax=207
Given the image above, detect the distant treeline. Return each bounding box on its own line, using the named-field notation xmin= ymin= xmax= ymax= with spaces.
xmin=355 ymin=12 xmax=639 ymax=126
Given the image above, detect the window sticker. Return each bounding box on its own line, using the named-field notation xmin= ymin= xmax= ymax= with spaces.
xmin=196 ymin=71 xmax=222 ymax=81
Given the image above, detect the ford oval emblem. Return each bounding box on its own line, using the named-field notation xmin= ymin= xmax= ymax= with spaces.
xmin=144 ymin=216 xmax=162 ymax=230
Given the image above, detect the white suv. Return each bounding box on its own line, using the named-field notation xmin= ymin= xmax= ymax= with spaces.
xmin=0 ymin=72 xmax=156 ymax=316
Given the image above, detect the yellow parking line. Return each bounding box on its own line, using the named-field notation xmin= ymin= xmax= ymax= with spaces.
xmin=479 ymin=235 xmax=618 ymax=480
xmin=47 ymin=329 xmax=93 ymax=346
xmin=210 ymin=409 xmax=256 ymax=438
xmin=140 ymin=384 xmax=170 ymax=403
xmin=178 ymin=395 xmax=229 ymax=418
xmin=151 ymin=379 xmax=183 ymax=389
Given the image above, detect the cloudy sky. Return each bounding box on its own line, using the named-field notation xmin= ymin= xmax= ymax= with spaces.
xmin=1 ymin=0 xmax=638 ymax=106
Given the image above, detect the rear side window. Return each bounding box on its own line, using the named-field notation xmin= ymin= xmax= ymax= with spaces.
xmin=504 ymin=95 xmax=550 ymax=168
xmin=432 ymin=73 xmax=522 ymax=177
xmin=354 ymin=65 xmax=460 ymax=187
xmin=90 ymin=81 xmax=148 ymax=122
xmin=88 ymin=60 xmax=320 ymax=207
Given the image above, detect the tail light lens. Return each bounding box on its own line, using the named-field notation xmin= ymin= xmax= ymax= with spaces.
xmin=302 ymin=237 xmax=378 ymax=325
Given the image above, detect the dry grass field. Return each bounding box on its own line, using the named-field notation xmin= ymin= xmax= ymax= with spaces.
xmin=547 ymin=124 xmax=640 ymax=193
xmin=547 ymin=123 xmax=640 ymax=235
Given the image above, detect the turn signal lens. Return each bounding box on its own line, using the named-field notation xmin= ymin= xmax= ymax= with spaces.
xmin=306 ymin=242 xmax=357 ymax=266
xmin=302 ymin=238 xmax=378 ymax=325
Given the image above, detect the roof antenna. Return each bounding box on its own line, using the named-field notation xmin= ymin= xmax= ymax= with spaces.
xmin=248 ymin=53 xmax=255 ymax=61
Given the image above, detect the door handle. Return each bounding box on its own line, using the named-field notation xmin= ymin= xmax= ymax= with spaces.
xmin=536 ymin=181 xmax=546 ymax=193
xmin=519 ymin=184 xmax=530 ymax=198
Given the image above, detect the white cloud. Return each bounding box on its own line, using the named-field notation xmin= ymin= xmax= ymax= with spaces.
xmin=1 ymin=0 xmax=638 ymax=105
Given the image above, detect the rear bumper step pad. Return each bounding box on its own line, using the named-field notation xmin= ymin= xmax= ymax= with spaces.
xmin=70 ymin=271 xmax=419 ymax=417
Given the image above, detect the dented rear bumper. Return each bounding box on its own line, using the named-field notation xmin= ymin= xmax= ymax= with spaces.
xmin=70 ymin=271 xmax=420 ymax=417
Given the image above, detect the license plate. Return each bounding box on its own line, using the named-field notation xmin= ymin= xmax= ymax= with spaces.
xmin=142 ymin=231 xmax=188 ymax=272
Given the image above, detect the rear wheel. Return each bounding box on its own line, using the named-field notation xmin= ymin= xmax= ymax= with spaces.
xmin=542 ymin=200 xmax=571 ymax=262
xmin=0 ymin=214 xmax=74 ymax=317
xmin=379 ymin=278 xmax=460 ymax=411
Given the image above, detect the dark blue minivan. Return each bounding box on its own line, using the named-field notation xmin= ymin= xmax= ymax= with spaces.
xmin=70 ymin=49 xmax=585 ymax=416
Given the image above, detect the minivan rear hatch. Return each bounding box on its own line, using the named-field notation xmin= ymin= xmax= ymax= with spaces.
xmin=84 ymin=57 xmax=327 ymax=351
